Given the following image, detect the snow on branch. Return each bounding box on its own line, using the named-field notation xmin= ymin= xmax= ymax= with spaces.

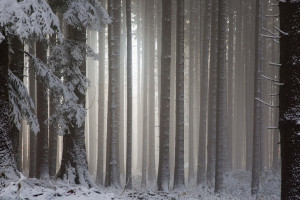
xmin=8 ymin=70 xmax=39 ymax=134
xmin=275 ymin=26 xmax=288 ymax=36
xmin=261 ymin=75 xmax=280 ymax=82
xmin=268 ymin=62 xmax=282 ymax=67
xmin=255 ymin=98 xmax=279 ymax=108
xmin=261 ymin=34 xmax=280 ymax=39
xmin=262 ymin=27 xmax=276 ymax=36
xmin=0 ymin=0 xmax=62 ymax=42
xmin=64 ymin=0 xmax=111 ymax=31
xmin=267 ymin=126 xmax=279 ymax=129
xmin=274 ymin=82 xmax=284 ymax=86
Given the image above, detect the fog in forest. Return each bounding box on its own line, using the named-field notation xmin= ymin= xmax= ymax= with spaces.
xmin=0 ymin=0 xmax=286 ymax=199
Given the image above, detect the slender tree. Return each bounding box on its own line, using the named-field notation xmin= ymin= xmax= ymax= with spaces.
xmin=215 ymin=0 xmax=226 ymax=194
xmin=125 ymin=0 xmax=133 ymax=189
xmin=105 ymin=0 xmax=121 ymax=188
xmin=96 ymin=0 xmax=107 ymax=186
xmin=157 ymin=0 xmax=172 ymax=192
xmin=35 ymin=39 xmax=49 ymax=179
xmin=251 ymin=0 xmax=263 ymax=195
xmin=173 ymin=0 xmax=185 ymax=190
xmin=197 ymin=0 xmax=211 ymax=185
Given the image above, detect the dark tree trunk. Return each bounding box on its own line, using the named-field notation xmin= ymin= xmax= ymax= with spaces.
xmin=49 ymin=34 xmax=58 ymax=178
xmin=9 ymin=36 xmax=24 ymax=172
xmin=279 ymin=1 xmax=300 ymax=199
xmin=125 ymin=0 xmax=133 ymax=189
xmin=28 ymin=40 xmax=37 ymax=178
xmin=251 ymin=0 xmax=262 ymax=195
xmin=157 ymin=0 xmax=172 ymax=192
xmin=105 ymin=0 xmax=121 ymax=188
xmin=35 ymin=40 xmax=49 ymax=179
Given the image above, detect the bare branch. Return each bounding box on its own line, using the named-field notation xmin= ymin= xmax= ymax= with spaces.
xmin=268 ymin=62 xmax=282 ymax=67
xmin=255 ymin=98 xmax=279 ymax=108
xmin=261 ymin=75 xmax=279 ymax=82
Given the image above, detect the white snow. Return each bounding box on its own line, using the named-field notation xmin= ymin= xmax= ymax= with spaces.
xmin=0 ymin=170 xmax=280 ymax=200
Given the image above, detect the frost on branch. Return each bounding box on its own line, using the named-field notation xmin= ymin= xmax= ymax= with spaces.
xmin=48 ymin=39 xmax=99 ymax=135
xmin=25 ymin=50 xmax=89 ymax=135
xmin=63 ymin=0 xmax=111 ymax=31
xmin=8 ymin=70 xmax=39 ymax=134
xmin=0 ymin=0 xmax=62 ymax=41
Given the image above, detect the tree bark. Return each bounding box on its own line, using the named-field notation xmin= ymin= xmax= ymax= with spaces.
xmin=173 ymin=0 xmax=185 ymax=190
xmin=214 ymin=0 xmax=226 ymax=194
xmin=157 ymin=0 xmax=172 ymax=192
xmin=197 ymin=0 xmax=211 ymax=185
xmin=251 ymin=0 xmax=263 ymax=195
xmin=35 ymin=40 xmax=49 ymax=179
xmin=28 ymin=40 xmax=37 ymax=178
xmin=105 ymin=0 xmax=121 ymax=188
xmin=125 ymin=0 xmax=132 ymax=189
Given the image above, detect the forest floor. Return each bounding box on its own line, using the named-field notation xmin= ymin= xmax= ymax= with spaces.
xmin=0 ymin=170 xmax=280 ymax=200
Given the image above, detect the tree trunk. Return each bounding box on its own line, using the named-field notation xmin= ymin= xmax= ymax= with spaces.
xmin=251 ymin=0 xmax=262 ymax=195
xmin=9 ymin=36 xmax=24 ymax=172
xmin=173 ymin=0 xmax=185 ymax=190
xmin=35 ymin=40 xmax=49 ymax=179
xmin=125 ymin=0 xmax=133 ymax=189
xmin=96 ymin=0 xmax=107 ymax=186
xmin=214 ymin=0 xmax=226 ymax=194
xmin=49 ymin=34 xmax=58 ymax=178
xmin=197 ymin=0 xmax=211 ymax=185
xmin=105 ymin=0 xmax=121 ymax=188
xmin=147 ymin=0 xmax=156 ymax=185
xmin=188 ymin=0 xmax=196 ymax=183
xmin=157 ymin=0 xmax=172 ymax=192
xmin=206 ymin=0 xmax=218 ymax=188
xmin=279 ymin=1 xmax=300 ymax=199
xmin=28 ymin=40 xmax=37 ymax=178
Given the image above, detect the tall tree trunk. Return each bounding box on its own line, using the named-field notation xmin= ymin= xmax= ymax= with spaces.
xmin=105 ymin=0 xmax=121 ymax=188
xmin=188 ymin=0 xmax=196 ymax=183
xmin=147 ymin=0 xmax=156 ymax=185
xmin=125 ymin=0 xmax=132 ymax=189
xmin=35 ymin=40 xmax=49 ymax=179
xmin=197 ymin=0 xmax=211 ymax=185
xmin=0 ymin=34 xmax=19 ymax=183
xmin=206 ymin=0 xmax=218 ymax=188
xmin=9 ymin=36 xmax=24 ymax=172
xmin=141 ymin=0 xmax=150 ymax=189
xmin=173 ymin=0 xmax=185 ymax=190
xmin=49 ymin=34 xmax=58 ymax=178
xmin=279 ymin=1 xmax=300 ymax=199
xmin=157 ymin=0 xmax=172 ymax=192
xmin=251 ymin=0 xmax=263 ymax=195
xmin=214 ymin=0 xmax=226 ymax=194
xmin=96 ymin=0 xmax=107 ymax=186
xmin=28 ymin=40 xmax=37 ymax=178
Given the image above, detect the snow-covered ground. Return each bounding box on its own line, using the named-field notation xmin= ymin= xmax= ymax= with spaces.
xmin=0 ymin=170 xmax=280 ymax=200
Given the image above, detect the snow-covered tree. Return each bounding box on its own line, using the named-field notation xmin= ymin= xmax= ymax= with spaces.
xmin=51 ymin=0 xmax=110 ymax=186
xmin=0 ymin=0 xmax=60 ymax=184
